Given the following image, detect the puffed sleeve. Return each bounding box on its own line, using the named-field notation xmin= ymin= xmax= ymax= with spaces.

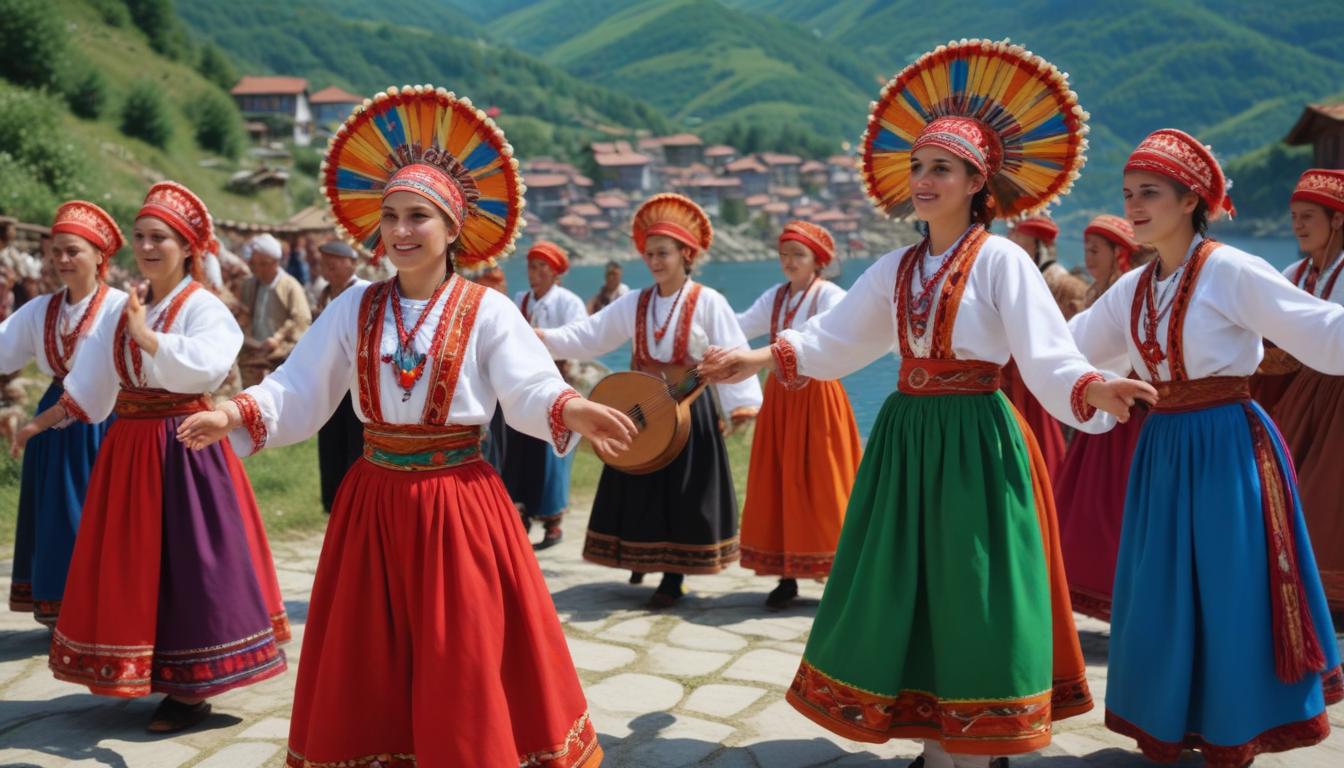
xmin=735 ymin=286 xmax=776 ymax=342
xmin=0 ymin=294 xmax=43 ymax=374
xmin=227 ymin=286 xmax=361 ymax=457
xmin=700 ymin=290 xmax=762 ymax=413
xmin=541 ymin=289 xmax=639 ymax=361
xmin=478 ymin=290 xmax=581 ymax=455
xmin=141 ymin=292 xmax=244 ymax=393
xmin=1220 ymin=252 xmax=1344 ymax=375
xmin=775 ymin=250 xmax=902 ymax=382
xmin=1067 ymin=270 xmax=1138 ymax=379
xmin=990 ymin=248 xmax=1114 ymax=434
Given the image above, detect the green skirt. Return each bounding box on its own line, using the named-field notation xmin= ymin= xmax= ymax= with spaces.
xmin=786 ymin=389 xmax=1091 ymax=755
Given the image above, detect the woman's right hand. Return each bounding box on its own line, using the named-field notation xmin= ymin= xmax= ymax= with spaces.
xmin=176 ymin=404 xmax=238 ymax=451
xmin=698 ymin=346 xmax=772 ymax=384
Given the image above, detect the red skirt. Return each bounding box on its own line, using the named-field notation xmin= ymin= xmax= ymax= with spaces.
xmin=286 ymin=456 xmax=601 ymax=768
xmin=1053 ymin=411 xmax=1147 ymax=620
xmin=740 ymin=375 xmax=861 ymax=577
xmin=1002 ymin=361 xmax=1066 ymax=480
xmin=1272 ymin=369 xmax=1344 ymax=609
xmin=49 ymin=400 xmax=289 ymax=699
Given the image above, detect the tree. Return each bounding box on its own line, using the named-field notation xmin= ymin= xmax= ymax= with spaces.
xmin=0 ymin=0 xmax=67 ymax=89
xmin=125 ymin=0 xmax=186 ymax=60
xmin=196 ymin=43 xmax=238 ymax=92
xmin=64 ymin=66 xmax=109 ymax=119
xmin=190 ymin=87 xmax=243 ymax=158
xmin=121 ymin=80 xmax=175 ymax=149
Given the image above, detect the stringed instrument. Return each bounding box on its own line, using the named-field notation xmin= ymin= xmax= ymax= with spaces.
xmin=587 ymin=365 xmax=707 ymax=474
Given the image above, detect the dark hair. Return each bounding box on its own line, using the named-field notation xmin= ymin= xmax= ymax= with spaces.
xmin=962 ymin=160 xmax=995 ymax=227
xmin=1165 ymin=179 xmax=1209 ymax=235
xmin=605 ymin=260 xmax=622 ymax=271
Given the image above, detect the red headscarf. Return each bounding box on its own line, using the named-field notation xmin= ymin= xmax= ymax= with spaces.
xmin=52 ymin=200 xmax=124 ymax=279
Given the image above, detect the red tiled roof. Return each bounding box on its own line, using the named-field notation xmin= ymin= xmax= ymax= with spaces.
xmin=557 ymin=215 xmax=587 ymax=227
xmin=595 ymin=194 xmax=630 ymax=209
xmin=705 ymin=145 xmax=737 ymax=157
xmin=309 ymin=86 xmax=362 ymax=104
xmin=801 ymin=160 xmax=827 ymax=173
xmin=231 ymin=76 xmax=309 ymax=96
xmin=526 ymin=174 xmax=570 ymax=188
xmin=745 ymin=194 xmax=770 ymax=207
xmin=659 ymin=133 xmax=704 ymax=147
xmin=594 ymin=153 xmax=651 ymax=167
xmin=764 ymin=202 xmax=790 ymax=214
xmin=569 ymin=203 xmax=602 ymax=217
xmin=726 ymin=157 xmax=768 ymax=174
xmin=760 ymin=152 xmax=803 ymax=166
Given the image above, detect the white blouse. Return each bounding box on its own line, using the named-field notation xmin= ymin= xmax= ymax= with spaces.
xmin=0 ymin=287 xmax=128 ymax=377
xmin=1069 ymin=237 xmax=1344 ymax=381
xmin=541 ymin=279 xmax=764 ymax=415
xmin=736 ymin=280 xmax=846 ymax=341
xmin=1281 ymin=253 xmax=1344 ymax=305
xmin=227 ymin=275 xmax=578 ymax=458
xmin=64 ymin=277 xmax=241 ymax=422
xmin=777 ymin=232 xmax=1114 ymax=433
xmin=515 ymin=285 xmax=587 ymax=330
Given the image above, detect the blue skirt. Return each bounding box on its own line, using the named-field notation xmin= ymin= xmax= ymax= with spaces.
xmin=500 ymin=427 xmax=574 ymax=522
xmin=1106 ymin=400 xmax=1341 ymax=766
xmin=9 ymin=380 xmax=111 ymax=626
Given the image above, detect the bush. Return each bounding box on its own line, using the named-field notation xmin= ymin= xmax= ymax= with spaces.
xmin=292 ymin=145 xmax=322 ymax=178
xmin=0 ymin=89 xmax=88 ymax=220
xmin=126 ymin=0 xmax=187 ymax=60
xmin=190 ymin=87 xmax=243 ymax=158
xmin=0 ymin=0 xmax=67 ymax=89
xmin=196 ymin=43 xmax=237 ymax=92
xmin=120 ymin=79 xmax=174 ymax=148
xmin=88 ymin=0 xmax=132 ymax=27
xmin=63 ymin=66 xmax=109 ymax=119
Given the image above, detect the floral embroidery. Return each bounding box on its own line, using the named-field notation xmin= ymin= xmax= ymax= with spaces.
xmin=232 ymin=393 xmax=266 ymax=454
xmin=1070 ymin=372 xmax=1104 ymax=422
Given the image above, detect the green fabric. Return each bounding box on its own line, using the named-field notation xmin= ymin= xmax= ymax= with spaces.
xmin=803 ymin=389 xmax=1051 ymax=700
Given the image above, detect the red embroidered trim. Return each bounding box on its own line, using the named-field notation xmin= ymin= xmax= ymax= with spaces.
xmin=355 ymin=280 xmax=392 ymax=423
xmin=771 ymin=338 xmax=807 ymax=389
xmin=58 ymin=391 xmax=92 ymax=424
xmin=1105 ymin=708 xmax=1330 ymax=766
xmin=672 ymin=283 xmax=702 ymax=364
xmin=898 ymin=358 xmax=1001 ymax=395
xmin=116 ymin=282 xmax=202 ymax=388
xmin=549 ymin=388 xmax=581 ymax=449
xmin=1322 ymin=665 xmax=1344 ymax=705
xmin=1129 ymin=239 xmax=1218 ymax=381
xmin=42 ymin=285 xmax=108 ymax=377
xmin=633 ymin=287 xmax=654 ymax=369
xmin=893 ymin=226 xmax=988 ymax=358
xmin=32 ymin=599 xmax=60 ymax=628
xmin=232 ymin=393 xmax=266 ymax=454
xmin=768 ymin=283 xmax=789 ymax=343
xmin=423 ymin=278 xmax=485 ymax=425
xmin=740 ymin=547 xmax=834 ymax=578
xmin=8 ymin=580 xmax=32 ymax=611
xmin=633 ymin=283 xmax=703 ymax=366
xmin=1070 ymin=372 xmax=1104 ymax=422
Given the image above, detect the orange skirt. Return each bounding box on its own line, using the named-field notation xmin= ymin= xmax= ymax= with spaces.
xmin=1002 ymin=361 xmax=1066 ymax=479
xmin=740 ymin=374 xmax=861 ymax=578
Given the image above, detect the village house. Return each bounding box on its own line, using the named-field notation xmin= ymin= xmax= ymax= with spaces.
xmin=309 ymin=86 xmax=362 ymax=128
xmin=230 ymin=76 xmax=314 ymax=146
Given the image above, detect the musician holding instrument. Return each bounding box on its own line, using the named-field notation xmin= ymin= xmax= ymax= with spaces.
xmin=733 ymin=220 xmax=861 ymax=610
xmin=538 ymin=193 xmax=762 ymax=608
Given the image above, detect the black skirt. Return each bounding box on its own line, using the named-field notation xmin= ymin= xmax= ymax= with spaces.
xmin=482 ymin=405 xmax=508 ymax=475
xmin=583 ymin=393 xmax=739 ymax=574
xmin=317 ymin=393 xmax=364 ymax=512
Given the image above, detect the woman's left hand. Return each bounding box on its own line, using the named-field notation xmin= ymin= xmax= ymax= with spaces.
xmin=1085 ymin=377 xmax=1158 ymax=422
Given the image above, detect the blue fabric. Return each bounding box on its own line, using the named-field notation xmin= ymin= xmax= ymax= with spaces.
xmin=1108 ymin=400 xmax=1339 ymax=748
xmin=501 ymin=427 xmax=573 ymax=522
xmin=11 ymin=381 xmax=111 ymax=606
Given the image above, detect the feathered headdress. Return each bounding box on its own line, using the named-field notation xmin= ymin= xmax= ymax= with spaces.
xmin=861 ymin=39 xmax=1089 ymax=220
xmin=322 ymin=84 xmax=525 ymax=270
xmin=631 ymin=193 xmax=713 ymax=256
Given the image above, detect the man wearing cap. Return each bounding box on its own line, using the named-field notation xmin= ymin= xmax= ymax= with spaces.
xmin=237 ymin=233 xmax=312 ymax=387
xmin=587 ymin=260 xmax=630 ymax=314
xmin=503 ymin=240 xmax=587 ymax=549
xmin=312 ymin=239 xmax=369 ymax=513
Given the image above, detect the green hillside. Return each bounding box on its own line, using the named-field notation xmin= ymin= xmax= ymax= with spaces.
xmin=174 ymin=0 xmax=674 ymax=161
xmin=0 ymin=0 xmax=305 ymax=229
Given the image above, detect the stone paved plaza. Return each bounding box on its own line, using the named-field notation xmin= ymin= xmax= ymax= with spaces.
xmin=1 ymin=506 xmax=1341 ymax=767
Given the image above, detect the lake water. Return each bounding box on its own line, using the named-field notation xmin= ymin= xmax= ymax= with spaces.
xmin=503 ymin=230 xmax=1302 ymax=436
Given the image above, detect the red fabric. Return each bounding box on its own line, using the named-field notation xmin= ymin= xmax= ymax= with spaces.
xmin=1125 ymin=129 xmax=1235 ymax=220
xmin=1054 ymin=411 xmax=1147 ymax=620
xmin=1001 ymin=361 xmax=1066 ymax=479
xmin=1271 ymin=369 xmax=1344 ymax=610
xmin=912 ymin=115 xmax=1002 ymax=176
xmin=386 ymin=163 xmax=468 ymax=228
xmin=50 ymin=418 xmax=165 ymax=697
xmin=52 ymin=200 xmax=123 ymax=277
xmin=528 ymin=241 xmax=570 ymax=275
xmin=1291 ymin=168 xmax=1344 ymax=214
xmin=779 ymin=221 xmax=836 ymax=267
xmin=225 ymin=447 xmax=291 ymax=642
xmin=1014 ymin=216 xmax=1059 ymax=245
xmin=286 ymin=459 xmax=600 ymax=768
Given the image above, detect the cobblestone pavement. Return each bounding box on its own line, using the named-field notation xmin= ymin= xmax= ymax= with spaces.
xmin=1 ymin=506 xmax=1341 ymax=767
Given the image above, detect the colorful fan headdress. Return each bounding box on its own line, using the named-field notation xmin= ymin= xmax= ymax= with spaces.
xmin=861 ymin=39 xmax=1088 ymax=220
xmin=322 ymin=85 xmax=525 ymax=269
xmin=1125 ymin=129 xmax=1235 ymax=221
xmin=779 ymin=220 xmax=836 ymax=267
xmin=52 ymin=200 xmax=124 ymax=278
xmin=1291 ymin=169 xmax=1344 ymax=215
xmin=631 ymin=193 xmax=713 ymax=256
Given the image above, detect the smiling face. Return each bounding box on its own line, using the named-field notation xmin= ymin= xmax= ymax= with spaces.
xmin=909 ymin=145 xmax=985 ymax=226
xmin=50 ymin=232 xmax=102 ymax=289
xmin=778 ymin=238 xmax=817 ymax=283
xmin=132 ymin=216 xmax=189 ymax=286
xmin=379 ymin=190 xmax=460 ymax=275
xmin=1123 ymin=170 xmax=1199 ymax=244
xmin=1290 ymin=200 xmax=1343 ymax=256
xmin=642 ymin=234 xmax=692 ymax=289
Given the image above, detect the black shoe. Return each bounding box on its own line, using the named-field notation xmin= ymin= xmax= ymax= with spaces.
xmin=147 ymin=697 xmax=211 ymax=734
xmin=908 ymin=758 xmax=924 ymax=768
xmin=765 ymin=578 xmax=798 ymax=611
xmin=628 ymin=571 xmax=645 ymax=585
xmin=648 ymin=574 xmax=685 ymax=608
xmin=990 ymin=759 xmax=1009 ymax=768
xmin=533 ymin=524 xmax=563 ymax=551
